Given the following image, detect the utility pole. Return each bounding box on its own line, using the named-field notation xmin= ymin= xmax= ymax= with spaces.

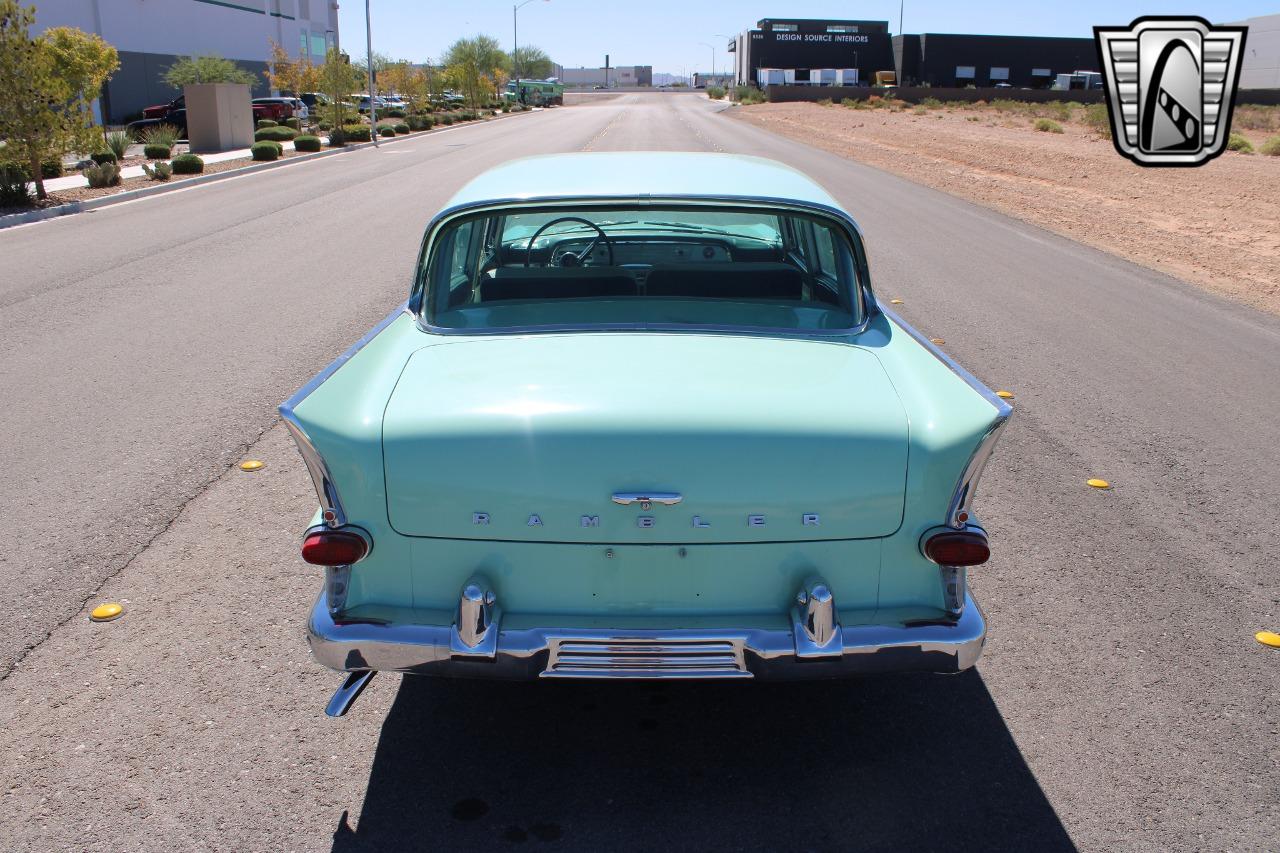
xmin=365 ymin=0 xmax=377 ymax=148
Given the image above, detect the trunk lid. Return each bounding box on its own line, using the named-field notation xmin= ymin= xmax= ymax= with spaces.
xmin=383 ymin=334 xmax=908 ymax=543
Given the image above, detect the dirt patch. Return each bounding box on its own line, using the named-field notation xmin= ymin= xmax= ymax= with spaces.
xmin=732 ymin=101 xmax=1280 ymax=315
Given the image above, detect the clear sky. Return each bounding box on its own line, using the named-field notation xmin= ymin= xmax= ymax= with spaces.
xmin=337 ymin=1 xmax=1276 ymax=74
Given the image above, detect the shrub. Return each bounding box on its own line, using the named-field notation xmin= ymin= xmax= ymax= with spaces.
xmin=0 ymin=163 xmax=32 ymax=207
xmin=385 ymin=108 xmax=406 ymax=118
xmin=142 ymin=161 xmax=172 ymax=181
xmin=251 ymin=140 xmax=282 ymax=161
xmin=293 ymin=134 xmax=322 ymax=152
xmin=1227 ymin=133 xmax=1254 ymax=153
xmin=170 ymin=153 xmax=204 ymax=174
xmin=913 ymin=105 xmax=929 ymax=115
xmin=283 ymin=117 xmax=301 ymax=131
xmin=255 ymin=126 xmax=297 ymax=142
xmin=920 ymin=97 xmax=944 ymax=109
xmin=105 ymin=130 xmax=133 ymax=160
xmin=440 ymin=114 xmax=454 ymax=125
xmin=705 ymin=85 xmax=725 ymax=100
xmin=141 ymin=123 xmax=181 ymax=148
xmin=1034 ymin=118 xmax=1064 ymax=133
xmin=1047 ymin=101 xmax=1073 ymax=122
xmin=406 ymin=115 xmax=433 ymax=130
xmin=82 ymin=162 xmax=121 ymax=189
xmin=1233 ymin=104 xmax=1280 ymax=132
xmin=393 ymin=122 xmax=410 ymax=134
xmin=257 ymin=118 xmax=277 ymax=129
xmin=143 ymin=143 xmax=172 ymax=160
xmin=10 ymin=160 xmax=63 ymax=180
xmin=90 ymin=151 xmax=117 ymax=165
xmin=1083 ymin=102 xmax=1112 ymax=137
xmin=1260 ymin=135 xmax=1280 ymax=156
xmin=378 ymin=125 xmax=396 ymax=137
xmin=339 ymin=124 xmax=371 ymax=142
xmin=816 ymin=97 xmax=833 ymax=107
xmin=318 ymin=120 xmax=333 ymax=131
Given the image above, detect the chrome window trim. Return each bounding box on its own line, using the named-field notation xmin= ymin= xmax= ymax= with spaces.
xmin=279 ymin=302 xmax=410 ymax=528
xmin=409 ymin=194 xmax=879 ymax=337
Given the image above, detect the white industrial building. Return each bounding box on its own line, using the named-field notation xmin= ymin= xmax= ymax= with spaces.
xmin=32 ymin=0 xmax=340 ymax=122
xmin=1231 ymin=12 xmax=1280 ymax=90
xmin=554 ymin=64 xmax=653 ymax=87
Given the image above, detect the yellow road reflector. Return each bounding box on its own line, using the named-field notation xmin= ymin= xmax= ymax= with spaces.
xmin=90 ymin=602 xmax=123 ymax=622
xmin=239 ymin=460 xmax=265 ymax=472
xmin=1257 ymin=631 xmax=1280 ymax=648
xmin=996 ymin=390 xmax=1015 ymax=399
xmin=890 ymin=299 xmax=904 ymax=305
xmin=930 ymin=338 xmax=945 ymax=345
xmin=1087 ymin=478 xmax=1111 ymax=489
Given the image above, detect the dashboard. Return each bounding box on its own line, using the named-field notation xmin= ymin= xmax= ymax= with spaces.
xmin=550 ymin=238 xmax=732 ymax=267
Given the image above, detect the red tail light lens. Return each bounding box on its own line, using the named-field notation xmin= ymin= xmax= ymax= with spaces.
xmin=923 ymin=530 xmax=990 ymax=567
xmin=302 ymin=530 xmax=369 ymax=565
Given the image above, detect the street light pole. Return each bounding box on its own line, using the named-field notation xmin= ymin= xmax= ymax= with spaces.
xmin=713 ymin=33 xmax=731 ymax=82
xmin=698 ymin=42 xmax=714 ymax=87
xmin=365 ymin=0 xmax=377 ymax=148
xmin=513 ymin=0 xmax=548 ymax=94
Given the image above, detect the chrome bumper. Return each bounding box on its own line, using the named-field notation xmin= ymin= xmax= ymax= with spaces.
xmin=307 ymin=588 xmax=986 ymax=681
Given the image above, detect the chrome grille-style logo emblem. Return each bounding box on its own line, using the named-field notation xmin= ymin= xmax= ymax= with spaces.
xmin=1094 ymin=17 xmax=1247 ymax=167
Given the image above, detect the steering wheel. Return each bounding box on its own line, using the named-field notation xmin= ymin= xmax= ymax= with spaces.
xmin=524 ymin=216 xmax=615 ymax=268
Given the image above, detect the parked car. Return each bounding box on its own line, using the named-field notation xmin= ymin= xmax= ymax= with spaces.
xmin=253 ymin=96 xmax=306 ymax=120
xmin=380 ymin=94 xmax=407 ymax=110
xmin=298 ymin=92 xmax=330 ymax=111
xmin=283 ymin=152 xmax=1011 ymax=716
xmin=353 ymin=95 xmax=390 ymax=114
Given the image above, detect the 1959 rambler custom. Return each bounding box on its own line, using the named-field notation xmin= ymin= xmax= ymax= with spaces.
xmin=281 ymin=152 xmax=1011 ymax=716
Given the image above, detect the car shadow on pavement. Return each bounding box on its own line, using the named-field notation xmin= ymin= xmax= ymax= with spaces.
xmin=331 ymin=670 xmax=1074 ymax=852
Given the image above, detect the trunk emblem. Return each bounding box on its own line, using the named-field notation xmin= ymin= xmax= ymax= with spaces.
xmin=611 ymin=492 xmax=683 ymax=511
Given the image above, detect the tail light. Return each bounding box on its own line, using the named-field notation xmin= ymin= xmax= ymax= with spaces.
xmin=302 ymin=529 xmax=369 ymax=565
xmin=923 ymin=529 xmax=990 ymax=567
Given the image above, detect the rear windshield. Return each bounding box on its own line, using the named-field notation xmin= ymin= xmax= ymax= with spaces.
xmin=420 ymin=205 xmax=865 ymax=331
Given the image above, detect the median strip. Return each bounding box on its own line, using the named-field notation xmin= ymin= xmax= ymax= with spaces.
xmin=0 ymin=108 xmax=541 ymax=230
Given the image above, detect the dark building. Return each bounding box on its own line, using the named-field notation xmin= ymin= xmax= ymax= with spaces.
xmin=730 ymin=19 xmax=895 ymax=87
xmin=893 ymin=34 xmax=1099 ymax=89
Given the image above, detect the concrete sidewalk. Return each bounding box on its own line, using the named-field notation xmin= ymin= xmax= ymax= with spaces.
xmin=39 ymin=140 xmax=299 ymax=192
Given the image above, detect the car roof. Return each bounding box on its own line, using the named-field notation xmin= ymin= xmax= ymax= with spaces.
xmin=444 ymin=152 xmax=844 ymax=212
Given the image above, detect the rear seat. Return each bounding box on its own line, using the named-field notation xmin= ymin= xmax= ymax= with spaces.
xmin=481 ymin=267 xmax=637 ymax=301
xmin=644 ymin=263 xmax=805 ymax=301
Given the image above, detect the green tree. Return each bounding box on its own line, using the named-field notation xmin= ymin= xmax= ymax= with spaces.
xmin=512 ymin=45 xmax=553 ymax=80
xmin=163 ymin=54 xmax=257 ymax=89
xmin=0 ymin=2 xmax=119 ymax=200
xmin=354 ymin=50 xmax=394 ymax=91
xmin=442 ymin=35 xmax=508 ymax=109
xmin=317 ymin=48 xmax=363 ymax=128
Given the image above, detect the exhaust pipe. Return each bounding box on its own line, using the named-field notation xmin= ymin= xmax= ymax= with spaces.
xmin=324 ymin=670 xmax=376 ymax=717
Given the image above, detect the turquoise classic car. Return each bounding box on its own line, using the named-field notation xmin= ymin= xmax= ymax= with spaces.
xmin=281 ymin=152 xmax=1011 ymax=716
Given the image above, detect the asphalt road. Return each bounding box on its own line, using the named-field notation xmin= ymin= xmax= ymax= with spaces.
xmin=1 ymin=93 xmax=1277 ymax=851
